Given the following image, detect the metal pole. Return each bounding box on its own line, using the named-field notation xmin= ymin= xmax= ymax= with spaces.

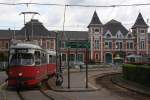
xmin=59 ymin=54 xmax=62 ymax=72
xmin=67 ymin=48 xmax=70 ymax=88
xmin=23 ymin=14 xmax=26 ymax=40
xmin=55 ymin=32 xmax=58 ymax=72
xmin=85 ymin=48 xmax=88 ymax=88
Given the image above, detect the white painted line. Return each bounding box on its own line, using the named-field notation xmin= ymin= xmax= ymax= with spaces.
xmin=88 ymin=82 xmax=99 ymax=90
xmin=84 ymin=78 xmax=99 ymax=90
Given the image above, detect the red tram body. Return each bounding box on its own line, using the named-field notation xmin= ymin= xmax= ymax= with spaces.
xmin=7 ymin=42 xmax=56 ymax=88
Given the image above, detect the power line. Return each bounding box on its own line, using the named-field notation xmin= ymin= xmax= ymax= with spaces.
xmin=0 ymin=2 xmax=150 ymax=7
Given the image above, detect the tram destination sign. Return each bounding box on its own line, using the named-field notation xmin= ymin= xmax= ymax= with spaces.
xmin=15 ymin=48 xmax=28 ymax=53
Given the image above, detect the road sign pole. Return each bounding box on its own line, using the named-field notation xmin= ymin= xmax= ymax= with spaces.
xmin=85 ymin=48 xmax=88 ymax=88
xmin=67 ymin=48 xmax=70 ymax=88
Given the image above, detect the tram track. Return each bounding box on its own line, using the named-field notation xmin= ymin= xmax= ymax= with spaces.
xmin=16 ymin=89 xmax=56 ymax=100
xmin=17 ymin=91 xmax=26 ymax=100
xmin=40 ymin=89 xmax=55 ymax=100
xmin=16 ymin=80 xmax=56 ymax=100
xmin=16 ymin=86 xmax=57 ymax=100
xmin=39 ymin=79 xmax=56 ymax=100
xmin=8 ymin=79 xmax=72 ymax=100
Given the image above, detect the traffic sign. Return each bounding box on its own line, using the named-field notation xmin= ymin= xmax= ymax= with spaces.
xmin=66 ymin=41 xmax=90 ymax=48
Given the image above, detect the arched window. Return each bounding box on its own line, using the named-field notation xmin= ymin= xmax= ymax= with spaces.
xmin=116 ymin=31 xmax=123 ymax=38
xmin=106 ymin=34 xmax=111 ymax=38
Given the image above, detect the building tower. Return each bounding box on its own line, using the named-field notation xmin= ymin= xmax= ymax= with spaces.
xmin=88 ymin=11 xmax=103 ymax=63
xmin=132 ymin=13 xmax=149 ymax=56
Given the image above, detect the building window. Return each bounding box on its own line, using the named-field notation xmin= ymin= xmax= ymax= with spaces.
xmin=106 ymin=34 xmax=111 ymax=38
xmin=132 ymin=30 xmax=137 ymax=36
xmin=116 ymin=34 xmax=123 ymax=38
xmin=94 ymin=40 xmax=100 ymax=49
xmin=61 ymin=42 xmax=65 ymax=48
xmin=116 ymin=41 xmax=123 ymax=49
xmin=69 ymin=54 xmax=75 ymax=61
xmin=140 ymin=29 xmax=145 ymax=33
xmin=127 ymin=42 xmax=133 ymax=49
xmin=46 ymin=40 xmax=54 ymax=49
xmin=46 ymin=40 xmax=50 ymax=49
xmin=62 ymin=54 xmax=66 ymax=61
xmin=105 ymin=41 xmax=112 ymax=49
xmin=95 ymin=54 xmax=99 ymax=60
xmin=77 ymin=54 xmax=83 ymax=62
xmin=95 ymin=28 xmax=99 ymax=32
xmin=127 ymin=34 xmax=132 ymax=38
xmin=140 ymin=40 xmax=145 ymax=49
xmin=50 ymin=40 xmax=54 ymax=49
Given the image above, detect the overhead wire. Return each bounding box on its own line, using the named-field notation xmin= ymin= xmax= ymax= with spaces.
xmin=0 ymin=2 xmax=149 ymax=30
xmin=0 ymin=2 xmax=150 ymax=7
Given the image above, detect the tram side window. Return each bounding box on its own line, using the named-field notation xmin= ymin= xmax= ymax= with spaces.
xmin=35 ymin=51 xmax=41 ymax=65
xmin=49 ymin=55 xmax=52 ymax=63
xmin=130 ymin=57 xmax=135 ymax=63
xmin=52 ymin=56 xmax=56 ymax=64
xmin=41 ymin=53 xmax=47 ymax=64
xmin=49 ymin=55 xmax=56 ymax=64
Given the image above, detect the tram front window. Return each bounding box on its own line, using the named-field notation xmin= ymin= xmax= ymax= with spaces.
xmin=10 ymin=53 xmax=34 ymax=66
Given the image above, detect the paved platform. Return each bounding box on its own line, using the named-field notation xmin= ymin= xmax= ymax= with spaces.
xmin=48 ymin=68 xmax=121 ymax=92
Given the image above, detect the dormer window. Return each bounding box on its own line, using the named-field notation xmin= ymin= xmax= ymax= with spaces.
xmin=106 ymin=34 xmax=111 ymax=38
xmin=116 ymin=31 xmax=123 ymax=38
xmin=105 ymin=30 xmax=112 ymax=38
xmin=127 ymin=34 xmax=132 ymax=38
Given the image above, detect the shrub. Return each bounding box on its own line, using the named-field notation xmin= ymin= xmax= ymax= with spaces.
xmin=122 ymin=64 xmax=150 ymax=87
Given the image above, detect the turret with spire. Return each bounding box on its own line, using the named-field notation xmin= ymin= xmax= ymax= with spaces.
xmin=88 ymin=11 xmax=103 ymax=28
xmin=132 ymin=12 xmax=148 ymax=29
xmin=131 ymin=12 xmax=149 ymax=55
xmin=88 ymin=11 xmax=104 ymax=63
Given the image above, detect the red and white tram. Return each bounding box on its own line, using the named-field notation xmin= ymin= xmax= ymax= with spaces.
xmin=7 ymin=42 xmax=56 ymax=88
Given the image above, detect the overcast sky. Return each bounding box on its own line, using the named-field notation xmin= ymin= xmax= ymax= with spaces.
xmin=1 ymin=0 xmax=150 ymax=31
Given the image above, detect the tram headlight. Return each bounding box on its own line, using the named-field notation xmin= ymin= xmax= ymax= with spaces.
xmin=18 ymin=73 xmax=23 ymax=77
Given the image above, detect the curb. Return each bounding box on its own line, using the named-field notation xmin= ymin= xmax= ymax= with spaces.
xmin=51 ymin=87 xmax=99 ymax=92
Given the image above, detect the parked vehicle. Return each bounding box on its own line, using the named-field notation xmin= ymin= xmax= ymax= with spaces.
xmin=126 ymin=54 xmax=150 ymax=65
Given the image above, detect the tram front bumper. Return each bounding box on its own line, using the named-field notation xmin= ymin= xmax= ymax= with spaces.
xmin=8 ymin=77 xmax=39 ymax=87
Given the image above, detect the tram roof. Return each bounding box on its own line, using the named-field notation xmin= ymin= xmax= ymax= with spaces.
xmin=10 ymin=43 xmax=42 ymax=49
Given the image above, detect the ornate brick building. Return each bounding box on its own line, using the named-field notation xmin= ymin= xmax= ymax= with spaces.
xmin=0 ymin=11 xmax=149 ymax=64
xmin=88 ymin=11 xmax=149 ymax=63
